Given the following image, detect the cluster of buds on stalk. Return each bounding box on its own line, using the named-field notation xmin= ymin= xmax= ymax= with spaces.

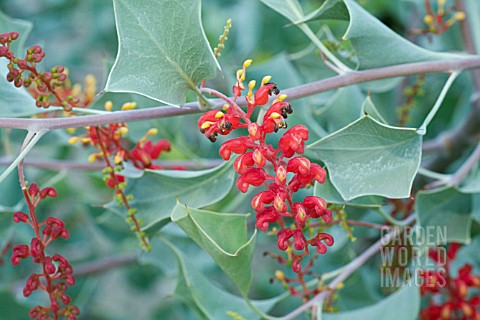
xmin=69 ymin=101 xmax=173 ymax=251
xmin=0 ymin=32 xmax=79 ymax=111
xmin=415 ymin=0 xmax=465 ymax=36
xmin=11 ymin=183 xmax=79 ymax=320
xmin=419 ymin=243 xmax=480 ymax=320
xmin=198 ymin=60 xmax=334 ymax=275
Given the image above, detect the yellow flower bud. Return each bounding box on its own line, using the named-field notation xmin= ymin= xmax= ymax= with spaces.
xmin=71 ymin=84 xmax=81 ymax=96
xmin=147 ymin=128 xmax=158 ymax=136
xmin=85 ymin=74 xmax=96 ymax=86
xmin=118 ymin=127 xmax=129 ymax=135
xmin=270 ymin=112 xmax=281 ymax=119
xmin=455 ymin=11 xmax=466 ymax=21
xmin=121 ymin=102 xmax=137 ymax=111
xmin=424 ymin=14 xmax=434 ymax=25
xmin=236 ymin=69 xmax=244 ymax=81
xmin=68 ymin=137 xmax=78 ymax=144
xmin=261 ymin=75 xmax=272 ymax=86
xmin=275 ymin=270 xmax=285 ymax=281
xmin=88 ymin=154 xmax=98 ymax=163
xmin=201 ymin=121 xmax=214 ymax=130
xmin=104 ymin=101 xmax=113 ymax=111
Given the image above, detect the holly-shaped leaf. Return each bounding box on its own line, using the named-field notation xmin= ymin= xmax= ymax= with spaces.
xmin=323 ymin=285 xmax=420 ymax=320
xmin=0 ymin=11 xmax=39 ymax=117
xmin=416 ymin=187 xmax=473 ymax=244
xmin=361 ymin=96 xmax=387 ymax=124
xmin=261 ymin=0 xmax=464 ymax=70
xmin=106 ymin=160 xmax=235 ymax=233
xmin=340 ymin=0 xmax=463 ymax=69
xmin=159 ymin=238 xmax=281 ymax=320
xmin=308 ymin=116 xmax=422 ymax=200
xmin=105 ymin=0 xmax=220 ymax=106
xmin=171 ymin=203 xmax=256 ymax=297
xmin=295 ymin=0 xmax=349 ymax=22
xmin=313 ymin=86 xmax=365 ymax=133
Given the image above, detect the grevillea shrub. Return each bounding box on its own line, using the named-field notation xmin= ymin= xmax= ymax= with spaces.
xmin=0 ymin=0 xmax=480 ymax=319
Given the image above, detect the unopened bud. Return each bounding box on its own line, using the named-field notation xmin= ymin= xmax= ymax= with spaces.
xmin=243 ymin=59 xmax=252 ymax=68
xmin=455 ymin=11 xmax=465 ymax=21
xmin=121 ymin=102 xmax=137 ymax=111
xmin=424 ymin=14 xmax=434 ymax=25
xmin=261 ymin=75 xmax=272 ymax=86
xmin=104 ymin=101 xmax=113 ymax=111
xmin=147 ymin=128 xmax=158 ymax=136
xmin=275 ymin=270 xmax=285 ymax=281
xmin=117 ymin=127 xmax=129 ymax=135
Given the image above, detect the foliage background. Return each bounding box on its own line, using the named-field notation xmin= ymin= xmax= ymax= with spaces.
xmin=0 ymin=0 xmax=479 ymax=319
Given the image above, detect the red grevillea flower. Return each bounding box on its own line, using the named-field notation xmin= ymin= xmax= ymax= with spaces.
xmin=278 ymin=125 xmax=309 ymax=158
xmin=419 ymin=243 xmax=480 ymax=320
xmin=129 ymin=139 xmax=171 ymax=169
xmin=198 ymin=109 xmax=241 ymax=142
xmin=197 ymin=60 xmax=334 ymax=273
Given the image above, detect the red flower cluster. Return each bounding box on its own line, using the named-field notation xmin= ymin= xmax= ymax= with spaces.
xmin=69 ymin=108 xmax=175 ymax=252
xmin=0 ymin=31 xmax=78 ymax=111
xmin=11 ymin=183 xmax=79 ymax=320
xmin=198 ymin=60 xmax=333 ymax=272
xmin=420 ymin=243 xmax=480 ymax=320
xmin=81 ymin=124 xmax=171 ymax=172
xmin=419 ymin=0 xmax=465 ymax=36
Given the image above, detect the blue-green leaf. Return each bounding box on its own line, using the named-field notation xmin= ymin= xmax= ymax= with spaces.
xmin=416 ymin=187 xmax=473 ymax=244
xmin=0 ymin=12 xmax=38 ymax=117
xmin=308 ymin=116 xmax=422 ymax=200
xmin=171 ymin=203 xmax=256 ymax=297
xmin=107 ymin=160 xmax=235 ymax=233
xmin=105 ymin=0 xmax=220 ymax=106
xmin=162 ymin=238 xmax=279 ymax=320
xmin=323 ymin=286 xmax=420 ymax=320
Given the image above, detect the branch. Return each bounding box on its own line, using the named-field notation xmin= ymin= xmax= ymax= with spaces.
xmin=279 ymin=214 xmax=416 ymax=320
xmin=74 ymin=253 xmax=138 ymax=277
xmin=418 ymin=71 xmax=459 ymax=133
xmin=0 ymin=157 xmax=224 ymax=170
xmin=426 ymin=142 xmax=480 ymax=189
xmin=1 ymin=57 xmax=480 ymax=131
xmin=0 ymin=130 xmax=48 ymax=185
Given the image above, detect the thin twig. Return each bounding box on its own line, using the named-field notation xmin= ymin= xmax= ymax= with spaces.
xmin=73 ymin=253 xmax=138 ymax=277
xmin=0 ymin=130 xmax=48 ymax=186
xmin=426 ymin=142 xmax=480 ymax=189
xmin=1 ymin=57 xmax=480 ymax=131
xmin=418 ymin=71 xmax=459 ymax=133
xmin=0 ymin=157 xmax=224 ymax=170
